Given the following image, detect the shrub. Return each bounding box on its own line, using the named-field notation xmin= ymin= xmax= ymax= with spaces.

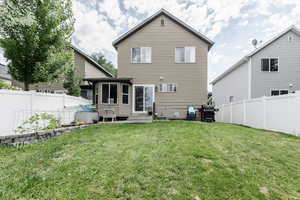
xmin=16 ymin=113 xmax=61 ymax=134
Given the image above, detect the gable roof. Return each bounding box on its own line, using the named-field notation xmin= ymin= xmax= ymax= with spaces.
xmin=211 ymin=25 xmax=300 ymax=85
xmin=112 ymin=8 xmax=214 ymax=50
xmin=71 ymin=45 xmax=114 ymax=78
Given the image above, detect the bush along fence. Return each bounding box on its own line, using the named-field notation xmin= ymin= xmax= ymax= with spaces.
xmin=0 ymin=125 xmax=89 ymax=147
xmin=215 ymin=91 xmax=300 ymax=137
xmin=0 ymin=89 xmax=91 ymax=136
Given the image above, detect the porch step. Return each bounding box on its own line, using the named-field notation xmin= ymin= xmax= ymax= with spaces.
xmin=128 ymin=115 xmax=153 ymax=123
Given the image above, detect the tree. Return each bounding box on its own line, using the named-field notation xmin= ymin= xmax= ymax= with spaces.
xmin=0 ymin=0 xmax=75 ymax=91
xmin=90 ymin=53 xmax=117 ymax=76
xmin=63 ymin=66 xmax=81 ymax=97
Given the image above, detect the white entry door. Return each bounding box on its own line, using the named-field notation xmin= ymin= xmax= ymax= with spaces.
xmin=133 ymin=85 xmax=155 ymax=113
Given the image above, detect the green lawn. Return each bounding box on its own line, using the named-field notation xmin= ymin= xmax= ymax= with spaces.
xmin=0 ymin=122 xmax=299 ymax=200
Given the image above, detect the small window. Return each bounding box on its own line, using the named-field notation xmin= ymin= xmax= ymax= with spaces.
xmin=271 ymin=90 xmax=279 ymax=96
xmin=102 ymin=83 xmax=117 ymax=104
xmin=288 ymin=36 xmax=293 ymax=43
xmin=271 ymin=90 xmax=288 ymax=96
xmin=229 ymin=96 xmax=234 ymax=103
xmin=175 ymin=47 xmax=196 ymax=63
xmin=261 ymin=58 xmax=278 ymax=72
xmin=280 ymin=90 xmax=288 ymax=95
xmin=132 ymin=47 xmax=151 ymax=63
xmin=122 ymin=85 xmax=129 ymax=104
xmin=159 ymin=83 xmax=176 ymax=92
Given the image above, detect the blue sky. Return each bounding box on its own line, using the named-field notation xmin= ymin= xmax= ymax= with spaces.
xmin=3 ymin=0 xmax=300 ymax=91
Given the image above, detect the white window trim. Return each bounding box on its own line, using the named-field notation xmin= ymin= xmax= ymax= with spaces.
xmin=270 ymin=89 xmax=289 ymax=96
xmin=131 ymin=47 xmax=152 ymax=64
xmin=159 ymin=83 xmax=177 ymax=93
xmin=122 ymin=84 xmax=130 ymax=105
xmin=132 ymin=84 xmax=155 ymax=113
xmin=261 ymin=57 xmax=279 ymax=72
xmin=100 ymin=83 xmax=118 ymax=105
xmin=175 ymin=46 xmax=196 ymax=64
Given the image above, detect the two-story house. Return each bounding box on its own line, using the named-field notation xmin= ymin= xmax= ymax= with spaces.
xmin=12 ymin=45 xmax=114 ymax=99
xmin=212 ymin=26 xmax=300 ymax=106
xmin=86 ymin=9 xmax=214 ymax=120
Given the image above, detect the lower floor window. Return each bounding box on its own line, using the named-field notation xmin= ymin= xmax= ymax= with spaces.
xmin=271 ymin=90 xmax=288 ymax=96
xmin=102 ymin=83 xmax=117 ymax=104
xmin=122 ymin=84 xmax=129 ymax=104
xmin=159 ymin=83 xmax=177 ymax=92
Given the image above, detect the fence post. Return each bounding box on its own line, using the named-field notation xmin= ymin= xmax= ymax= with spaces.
xmin=262 ymin=96 xmax=267 ymax=129
xmin=221 ymin=104 xmax=224 ymax=122
xmin=243 ymin=100 xmax=246 ymax=125
xmin=62 ymin=94 xmax=66 ymax=108
xmin=295 ymin=91 xmax=300 ymax=136
xmin=30 ymin=91 xmax=35 ymax=115
xmin=230 ymin=103 xmax=233 ymax=123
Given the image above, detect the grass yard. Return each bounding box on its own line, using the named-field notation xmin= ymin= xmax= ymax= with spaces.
xmin=0 ymin=121 xmax=299 ymax=200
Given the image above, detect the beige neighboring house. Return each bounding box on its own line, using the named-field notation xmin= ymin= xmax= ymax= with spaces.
xmin=0 ymin=63 xmax=12 ymax=85
xmin=86 ymin=9 xmax=214 ymax=120
xmin=12 ymin=46 xmax=114 ymax=100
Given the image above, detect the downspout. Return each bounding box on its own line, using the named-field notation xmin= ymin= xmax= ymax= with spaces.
xmin=248 ymin=57 xmax=252 ymax=99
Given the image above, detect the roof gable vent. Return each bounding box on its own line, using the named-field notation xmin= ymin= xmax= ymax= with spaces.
xmin=160 ymin=18 xmax=165 ymax=26
xmin=288 ymin=35 xmax=293 ymax=43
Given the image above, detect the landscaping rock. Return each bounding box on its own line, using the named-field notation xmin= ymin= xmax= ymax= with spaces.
xmin=0 ymin=125 xmax=91 ymax=146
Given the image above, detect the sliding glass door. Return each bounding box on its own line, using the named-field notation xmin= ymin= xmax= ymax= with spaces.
xmin=133 ymin=85 xmax=154 ymax=112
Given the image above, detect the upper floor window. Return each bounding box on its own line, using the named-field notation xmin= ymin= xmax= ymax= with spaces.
xmin=132 ymin=47 xmax=151 ymax=63
xmin=175 ymin=47 xmax=196 ymax=63
xmin=261 ymin=58 xmax=278 ymax=72
xmin=159 ymin=83 xmax=177 ymax=92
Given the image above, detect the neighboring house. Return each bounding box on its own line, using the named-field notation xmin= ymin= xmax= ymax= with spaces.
xmin=211 ymin=25 xmax=300 ymax=106
xmin=86 ymin=9 xmax=214 ymax=120
xmin=0 ymin=63 xmax=12 ymax=85
xmin=12 ymin=46 xmax=114 ymax=99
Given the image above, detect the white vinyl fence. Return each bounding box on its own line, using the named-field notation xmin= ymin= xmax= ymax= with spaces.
xmin=216 ymin=92 xmax=300 ymax=136
xmin=0 ymin=90 xmax=91 ymax=136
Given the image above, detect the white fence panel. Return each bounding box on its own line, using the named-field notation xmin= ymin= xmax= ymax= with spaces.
xmin=216 ymin=92 xmax=300 ymax=136
xmin=0 ymin=90 xmax=91 ymax=136
xmin=245 ymin=99 xmax=264 ymax=129
xmin=222 ymin=104 xmax=231 ymax=123
xmin=232 ymin=101 xmax=244 ymax=125
xmin=265 ymin=95 xmax=300 ymax=135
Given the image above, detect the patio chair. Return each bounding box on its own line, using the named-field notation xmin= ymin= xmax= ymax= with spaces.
xmin=187 ymin=105 xmax=197 ymax=121
xmin=100 ymin=108 xmax=117 ymax=122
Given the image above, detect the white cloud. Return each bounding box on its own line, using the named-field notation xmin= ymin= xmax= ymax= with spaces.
xmin=240 ymin=20 xmax=248 ymax=26
xmin=72 ymin=0 xmax=118 ymax=54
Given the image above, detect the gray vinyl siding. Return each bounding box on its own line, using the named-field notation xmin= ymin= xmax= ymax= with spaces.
xmin=212 ymin=61 xmax=249 ymax=106
xmin=251 ymin=31 xmax=300 ymax=98
xmin=116 ymin=15 xmax=209 ymax=118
